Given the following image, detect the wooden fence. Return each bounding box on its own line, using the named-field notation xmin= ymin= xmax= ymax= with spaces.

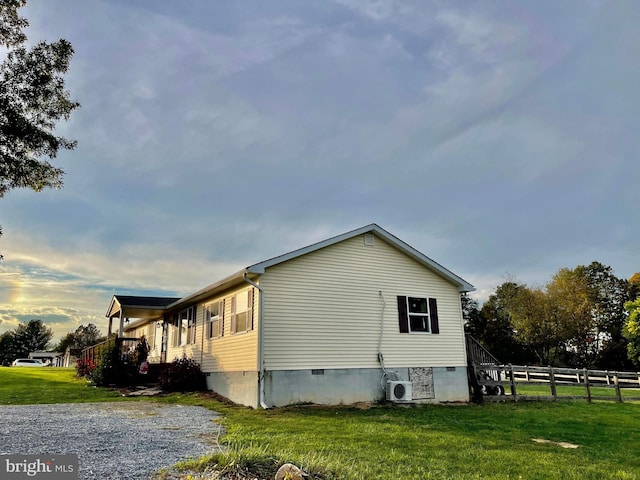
xmin=81 ymin=337 xmax=140 ymax=365
xmin=473 ymin=364 xmax=640 ymax=403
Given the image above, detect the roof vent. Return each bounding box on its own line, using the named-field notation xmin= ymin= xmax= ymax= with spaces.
xmin=364 ymin=233 xmax=375 ymax=246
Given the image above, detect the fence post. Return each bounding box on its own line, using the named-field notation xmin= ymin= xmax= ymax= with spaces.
xmin=614 ymin=372 xmax=622 ymax=403
xmin=583 ymin=368 xmax=591 ymax=403
xmin=549 ymin=366 xmax=557 ymax=401
xmin=508 ymin=364 xmax=517 ymax=401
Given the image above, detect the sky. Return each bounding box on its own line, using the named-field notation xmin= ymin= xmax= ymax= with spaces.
xmin=1 ymin=0 xmax=639 ymax=343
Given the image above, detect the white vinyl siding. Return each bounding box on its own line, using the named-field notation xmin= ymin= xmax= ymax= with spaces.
xmin=197 ymin=285 xmax=259 ymax=374
xmin=125 ymin=320 xmax=163 ymax=363
xmin=260 ymin=234 xmax=466 ymax=371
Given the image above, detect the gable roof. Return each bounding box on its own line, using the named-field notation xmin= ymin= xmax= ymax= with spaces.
xmin=247 ymin=223 xmax=475 ymax=292
xmin=106 ymin=295 xmax=181 ymax=319
xmin=113 ymin=224 xmax=474 ymax=319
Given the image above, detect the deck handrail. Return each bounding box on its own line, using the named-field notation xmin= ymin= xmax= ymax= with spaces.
xmin=81 ymin=337 xmax=139 ymax=365
xmin=465 ymin=334 xmax=500 ymax=366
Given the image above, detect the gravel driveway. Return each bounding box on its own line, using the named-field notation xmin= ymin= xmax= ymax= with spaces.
xmin=0 ymin=402 xmax=222 ymax=479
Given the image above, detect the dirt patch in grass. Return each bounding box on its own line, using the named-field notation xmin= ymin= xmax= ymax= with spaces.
xmin=532 ymin=438 xmax=580 ymax=449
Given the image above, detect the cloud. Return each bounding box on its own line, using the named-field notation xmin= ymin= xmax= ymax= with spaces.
xmin=2 ymin=0 xmax=637 ymax=343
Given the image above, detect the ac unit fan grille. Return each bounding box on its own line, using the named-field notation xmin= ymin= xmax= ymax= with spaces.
xmin=386 ymin=381 xmax=412 ymax=402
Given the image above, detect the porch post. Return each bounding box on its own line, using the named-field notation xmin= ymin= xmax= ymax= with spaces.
xmin=118 ymin=310 xmax=125 ymax=337
xmin=108 ymin=316 xmax=113 ymax=336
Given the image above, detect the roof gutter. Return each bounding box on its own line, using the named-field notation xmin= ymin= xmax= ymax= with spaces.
xmin=243 ymin=273 xmax=269 ymax=409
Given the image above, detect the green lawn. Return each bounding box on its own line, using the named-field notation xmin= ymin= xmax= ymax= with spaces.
xmin=510 ymin=383 xmax=640 ymax=399
xmin=1 ymin=367 xmax=639 ymax=479
xmin=161 ymin=394 xmax=640 ymax=480
xmin=0 ymin=367 xmax=125 ymax=404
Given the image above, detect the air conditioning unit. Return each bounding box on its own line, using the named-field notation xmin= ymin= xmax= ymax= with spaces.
xmin=386 ymin=381 xmax=412 ymax=402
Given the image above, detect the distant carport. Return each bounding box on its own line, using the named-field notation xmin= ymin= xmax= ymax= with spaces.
xmin=28 ymin=351 xmax=64 ymax=367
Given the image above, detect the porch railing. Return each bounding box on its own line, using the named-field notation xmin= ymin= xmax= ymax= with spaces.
xmin=466 ymin=333 xmax=502 ymax=383
xmin=81 ymin=337 xmax=140 ymax=365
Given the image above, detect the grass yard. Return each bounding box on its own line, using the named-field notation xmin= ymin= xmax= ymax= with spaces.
xmin=515 ymin=383 xmax=640 ymax=399
xmin=0 ymin=366 xmax=125 ymax=404
xmin=160 ymin=394 xmax=640 ymax=480
xmin=1 ymin=367 xmax=640 ymax=479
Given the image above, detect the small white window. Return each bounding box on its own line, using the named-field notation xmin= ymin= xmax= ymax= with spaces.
xmin=408 ymin=297 xmax=431 ymax=333
xmin=397 ymin=295 xmax=440 ymax=334
xmin=231 ymin=289 xmax=254 ymax=334
xmin=177 ymin=307 xmax=196 ymax=346
xmin=206 ymin=300 xmax=224 ymax=339
xmin=147 ymin=324 xmax=156 ymax=350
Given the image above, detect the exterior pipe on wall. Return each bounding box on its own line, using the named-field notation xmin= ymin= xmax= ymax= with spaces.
xmin=377 ymin=290 xmax=386 ymax=357
xmin=243 ymin=273 xmax=269 ymax=409
xmin=378 ymin=290 xmax=399 ymax=390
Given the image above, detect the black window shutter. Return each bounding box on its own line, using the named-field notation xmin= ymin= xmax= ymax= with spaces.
xmin=397 ymin=296 xmax=409 ymax=333
xmin=429 ymin=298 xmax=439 ymax=334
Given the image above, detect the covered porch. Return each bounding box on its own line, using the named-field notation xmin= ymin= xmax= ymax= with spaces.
xmin=105 ymin=295 xmax=180 ymax=338
xmin=81 ymin=294 xmax=180 ymax=366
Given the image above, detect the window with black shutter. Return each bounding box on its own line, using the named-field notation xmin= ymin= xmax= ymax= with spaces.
xmin=397 ymin=296 xmax=439 ymax=334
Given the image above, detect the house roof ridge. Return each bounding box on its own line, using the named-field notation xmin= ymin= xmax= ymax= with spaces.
xmin=119 ymin=224 xmax=474 ymax=318
xmin=247 ymin=223 xmax=474 ymax=292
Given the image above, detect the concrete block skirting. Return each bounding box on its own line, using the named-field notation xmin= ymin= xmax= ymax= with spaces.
xmin=263 ymin=366 xmax=469 ymax=407
xmin=206 ymin=371 xmax=259 ymax=408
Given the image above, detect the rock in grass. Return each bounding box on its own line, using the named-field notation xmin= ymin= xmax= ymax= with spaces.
xmin=275 ymin=463 xmax=308 ymax=480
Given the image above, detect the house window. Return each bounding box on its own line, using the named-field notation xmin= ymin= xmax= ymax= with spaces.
xmin=206 ymin=300 xmax=224 ymax=339
xmin=231 ymin=289 xmax=254 ymax=334
xmin=147 ymin=324 xmax=155 ymax=350
xmin=397 ymin=296 xmax=439 ymax=334
xmin=186 ymin=307 xmax=196 ymax=345
xmin=171 ymin=314 xmax=179 ymax=347
xmin=173 ymin=307 xmax=196 ymax=346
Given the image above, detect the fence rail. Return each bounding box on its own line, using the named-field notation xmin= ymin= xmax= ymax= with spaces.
xmin=471 ymin=364 xmax=640 ymax=403
xmin=81 ymin=337 xmax=140 ymax=366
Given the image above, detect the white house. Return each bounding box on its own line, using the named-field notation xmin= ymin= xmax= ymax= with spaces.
xmin=107 ymin=224 xmax=474 ymax=407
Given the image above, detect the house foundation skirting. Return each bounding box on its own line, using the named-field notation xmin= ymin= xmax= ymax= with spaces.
xmin=206 ymin=371 xmax=259 ymax=408
xmin=263 ymin=366 xmax=469 ymax=407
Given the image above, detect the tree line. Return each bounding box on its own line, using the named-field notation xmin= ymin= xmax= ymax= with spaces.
xmin=0 ymin=320 xmax=103 ymax=365
xmin=464 ymin=261 xmax=640 ymax=370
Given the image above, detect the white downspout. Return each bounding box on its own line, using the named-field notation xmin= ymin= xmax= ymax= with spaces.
xmin=243 ymin=273 xmax=269 ymax=409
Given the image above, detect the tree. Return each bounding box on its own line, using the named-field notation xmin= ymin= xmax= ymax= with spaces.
xmin=10 ymin=319 xmax=53 ymax=357
xmin=623 ymin=298 xmax=640 ymax=368
xmin=469 ymin=282 xmax=534 ymax=365
xmin=509 ymin=285 xmax=564 ymax=366
xmin=0 ymin=0 xmax=79 ymax=198
xmin=470 ymin=263 xmax=634 ymax=369
xmin=580 ymin=262 xmax=632 ymax=369
xmin=545 ymin=268 xmax=594 ymax=366
xmin=629 ymin=273 xmax=640 ymax=301
xmin=0 ymin=331 xmax=15 ymax=365
xmin=56 ymin=323 xmax=103 ymax=353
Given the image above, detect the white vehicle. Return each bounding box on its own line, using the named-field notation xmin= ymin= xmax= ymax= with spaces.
xmin=11 ymin=358 xmax=45 ymax=367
